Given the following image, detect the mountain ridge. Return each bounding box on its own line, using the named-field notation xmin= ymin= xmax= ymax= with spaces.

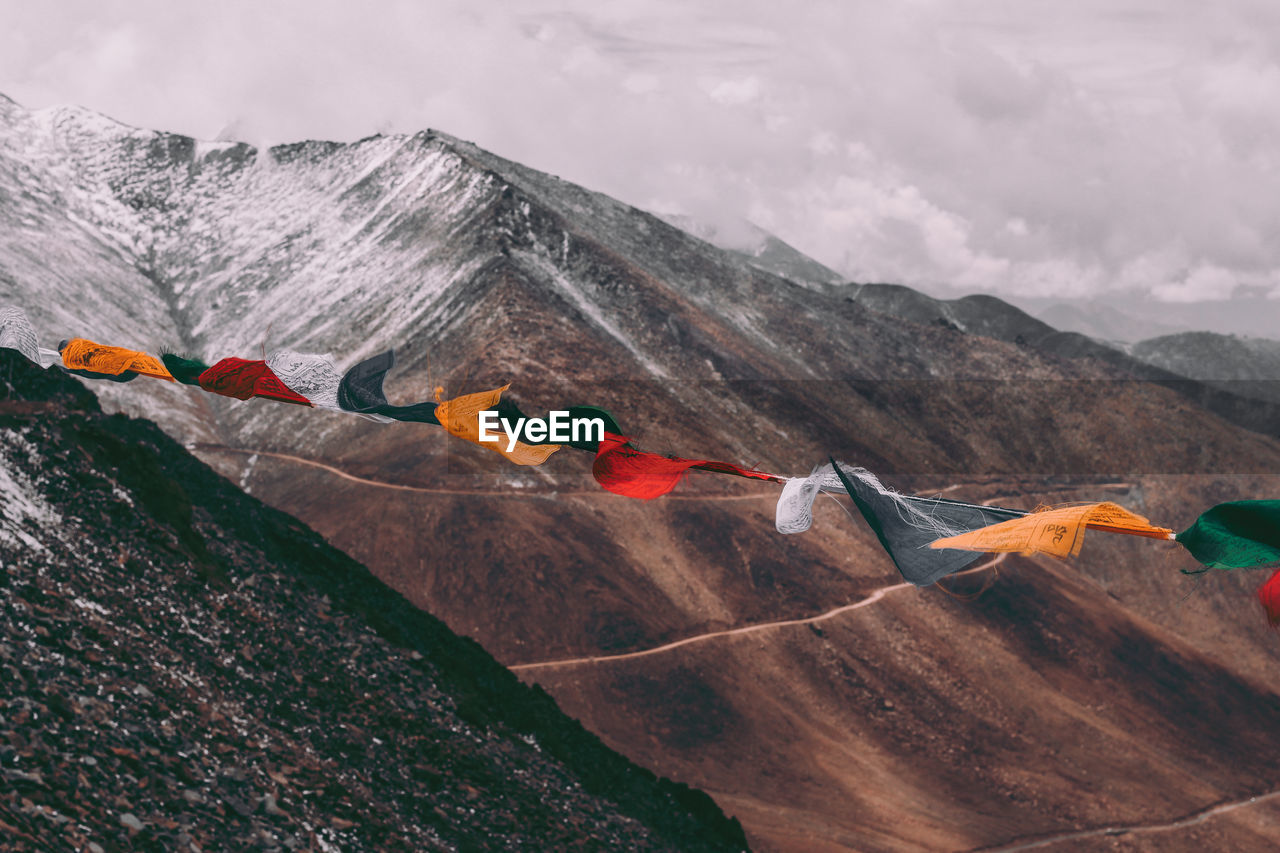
xmin=1131 ymin=331 xmax=1280 ymax=404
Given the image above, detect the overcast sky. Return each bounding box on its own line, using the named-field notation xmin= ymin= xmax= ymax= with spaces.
xmin=3 ymin=1 xmax=1279 ymax=306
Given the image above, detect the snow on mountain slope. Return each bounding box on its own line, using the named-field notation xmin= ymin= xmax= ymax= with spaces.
xmin=0 ymin=96 xmax=215 ymax=437
xmin=1 ymin=92 xmax=1123 ymax=481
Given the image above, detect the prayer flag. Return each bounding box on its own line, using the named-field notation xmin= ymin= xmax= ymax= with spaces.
xmin=60 ymin=338 xmax=174 ymax=381
xmin=435 ymin=384 xmax=560 ymax=466
xmin=593 ymin=433 xmax=778 ymax=499
xmin=929 ymin=502 xmax=1172 ymax=559
xmin=1175 ymin=501 xmax=1280 ymax=570
xmin=829 ymin=460 xmax=1027 ymax=585
xmin=198 ymin=358 xmax=312 ymax=406
xmin=337 ymin=350 xmax=437 ymax=423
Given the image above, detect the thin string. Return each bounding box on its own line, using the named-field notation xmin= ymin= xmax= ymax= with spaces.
xmin=259 ymin=322 xmax=275 ymax=361
xmin=935 ymin=565 xmax=999 ymax=601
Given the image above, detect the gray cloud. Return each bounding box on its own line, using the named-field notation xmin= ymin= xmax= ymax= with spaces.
xmin=3 ymin=0 xmax=1279 ymax=304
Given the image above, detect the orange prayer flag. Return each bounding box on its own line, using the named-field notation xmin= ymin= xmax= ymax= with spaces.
xmin=434 ymin=384 xmax=560 ymax=466
xmin=929 ymin=501 xmax=1173 ymax=559
xmin=60 ymin=338 xmax=174 ymax=381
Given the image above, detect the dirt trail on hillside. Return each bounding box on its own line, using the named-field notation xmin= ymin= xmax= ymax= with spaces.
xmin=977 ymin=788 xmax=1280 ymax=851
xmin=197 ymin=443 xmax=1132 ymax=502
xmin=509 ymin=553 xmax=1009 ymax=670
xmin=194 ymin=444 xmax=786 ymax=500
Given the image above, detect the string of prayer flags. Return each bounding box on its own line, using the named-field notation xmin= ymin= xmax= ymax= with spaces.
xmin=435 ymin=384 xmax=560 ymax=466
xmin=827 ymin=460 xmax=1028 ymax=585
xmin=197 ymin=358 xmax=312 ymax=406
xmin=12 ymin=306 xmax=1280 ymax=629
xmin=1174 ymin=501 xmax=1280 ymax=571
xmin=60 ymin=338 xmax=175 ymax=382
xmin=593 ymin=433 xmax=780 ymax=500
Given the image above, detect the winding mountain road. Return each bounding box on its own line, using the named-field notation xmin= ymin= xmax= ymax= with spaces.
xmin=977 ymin=789 xmax=1280 ymax=851
xmin=192 ymin=443 xmax=783 ymax=500
xmin=507 ymin=552 xmax=1008 ymax=671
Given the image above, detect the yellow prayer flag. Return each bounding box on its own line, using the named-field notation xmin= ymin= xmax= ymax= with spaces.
xmin=435 ymin=384 xmax=560 ymax=466
xmin=929 ymin=502 xmax=1172 ymax=559
xmin=61 ymin=338 xmax=175 ymax=382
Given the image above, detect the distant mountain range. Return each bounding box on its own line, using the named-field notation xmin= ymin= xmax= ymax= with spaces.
xmin=3 ymin=93 xmax=1280 ymax=850
xmin=840 ymin=283 xmax=1280 ymax=437
xmin=1013 ymin=292 xmax=1280 ymax=343
xmin=1028 ymin=300 xmax=1183 ymax=343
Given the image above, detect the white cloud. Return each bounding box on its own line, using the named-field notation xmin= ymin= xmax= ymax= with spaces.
xmin=1151 ymin=264 xmax=1239 ymax=303
xmin=706 ymin=76 xmax=760 ymax=105
xmin=2 ymin=1 xmax=1279 ymax=304
xmin=622 ymin=72 xmax=660 ymax=95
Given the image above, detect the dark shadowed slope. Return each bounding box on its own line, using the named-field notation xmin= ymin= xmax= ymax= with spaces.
xmin=0 ymin=349 xmax=746 ymax=852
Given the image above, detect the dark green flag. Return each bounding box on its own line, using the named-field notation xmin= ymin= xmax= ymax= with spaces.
xmin=161 ymin=354 xmax=211 ymax=386
xmin=1175 ymin=500 xmax=1280 ymax=570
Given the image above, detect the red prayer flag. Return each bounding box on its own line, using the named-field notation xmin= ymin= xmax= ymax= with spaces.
xmin=198 ymin=358 xmax=313 ymax=406
xmin=592 ymin=433 xmax=779 ymax=499
xmin=1259 ymin=568 xmax=1280 ymax=627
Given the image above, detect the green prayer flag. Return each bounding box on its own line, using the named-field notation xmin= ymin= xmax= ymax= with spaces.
xmin=1175 ymin=500 xmax=1280 ymax=570
xmin=162 ymin=353 xmax=211 ymax=386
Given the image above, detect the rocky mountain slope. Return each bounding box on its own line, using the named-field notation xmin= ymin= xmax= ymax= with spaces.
xmin=4 ymin=93 xmax=1280 ymax=850
xmin=846 ymin=283 xmax=1280 ymax=439
xmin=1131 ymin=331 xmax=1280 ymax=404
xmin=656 ymin=214 xmax=847 ymax=289
xmin=0 ymin=348 xmax=746 ymax=851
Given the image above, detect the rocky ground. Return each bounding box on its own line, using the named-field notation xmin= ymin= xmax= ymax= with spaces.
xmin=0 ymin=348 xmax=747 ymax=852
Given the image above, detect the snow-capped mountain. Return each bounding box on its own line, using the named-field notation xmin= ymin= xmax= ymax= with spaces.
xmin=2 ymin=90 xmax=1135 ymax=480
